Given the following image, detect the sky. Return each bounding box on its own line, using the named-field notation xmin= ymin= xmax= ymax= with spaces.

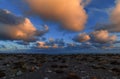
xmin=0 ymin=0 xmax=119 ymax=50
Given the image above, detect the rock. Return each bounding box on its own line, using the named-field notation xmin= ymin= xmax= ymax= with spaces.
xmin=44 ymin=77 xmax=48 ymax=79
xmin=16 ymin=71 xmax=23 ymax=76
xmin=47 ymin=69 xmax=52 ymax=73
xmin=61 ymin=59 xmax=66 ymax=63
xmin=51 ymin=64 xmax=58 ymax=68
xmin=6 ymin=64 xmax=10 ymax=67
xmin=59 ymin=65 xmax=68 ymax=69
xmin=55 ymin=69 xmax=64 ymax=74
xmin=112 ymin=76 xmax=118 ymax=79
xmin=110 ymin=61 xmax=120 ymax=65
xmin=34 ymin=66 xmax=40 ymax=70
xmin=11 ymin=74 xmax=15 ymax=77
xmin=13 ymin=61 xmax=25 ymax=69
xmin=38 ymin=64 xmax=42 ymax=67
xmin=90 ymin=65 xmax=106 ymax=70
xmin=111 ymin=68 xmax=120 ymax=75
xmin=65 ymin=72 xmax=81 ymax=79
xmin=0 ymin=70 xmax=6 ymax=78
xmin=90 ymin=76 xmax=97 ymax=79
xmin=3 ymin=76 xmax=7 ymax=79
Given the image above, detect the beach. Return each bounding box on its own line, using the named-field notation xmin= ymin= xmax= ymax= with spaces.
xmin=0 ymin=54 xmax=120 ymax=79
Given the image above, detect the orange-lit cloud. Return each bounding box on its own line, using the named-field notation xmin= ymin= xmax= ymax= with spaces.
xmin=91 ymin=30 xmax=117 ymax=43
xmin=26 ymin=0 xmax=88 ymax=31
xmin=36 ymin=41 xmax=47 ymax=48
xmin=73 ymin=33 xmax=90 ymax=42
xmin=73 ymin=30 xmax=117 ymax=44
xmin=36 ymin=41 xmax=59 ymax=49
xmin=110 ymin=0 xmax=120 ymax=27
xmin=95 ymin=0 xmax=120 ymax=32
xmin=0 ymin=9 xmax=48 ymax=41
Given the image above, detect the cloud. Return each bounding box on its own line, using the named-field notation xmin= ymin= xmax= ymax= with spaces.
xmin=73 ymin=30 xmax=117 ymax=44
xmin=81 ymin=0 xmax=91 ymax=7
xmin=0 ymin=9 xmax=48 ymax=42
xmin=54 ymin=39 xmax=65 ymax=46
xmin=73 ymin=33 xmax=90 ymax=42
xmin=36 ymin=41 xmax=58 ymax=49
xmin=36 ymin=41 xmax=47 ymax=48
xmin=110 ymin=0 xmax=120 ymax=27
xmin=95 ymin=0 xmax=120 ymax=32
xmin=115 ymin=0 xmax=120 ymax=4
xmin=0 ymin=41 xmax=28 ymax=49
xmin=34 ymin=38 xmax=65 ymax=49
xmin=26 ymin=0 xmax=88 ymax=31
xmin=46 ymin=38 xmax=65 ymax=48
xmin=89 ymin=7 xmax=113 ymax=14
xmin=91 ymin=30 xmax=117 ymax=43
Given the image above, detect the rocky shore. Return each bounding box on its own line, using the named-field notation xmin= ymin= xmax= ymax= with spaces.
xmin=0 ymin=54 xmax=120 ymax=79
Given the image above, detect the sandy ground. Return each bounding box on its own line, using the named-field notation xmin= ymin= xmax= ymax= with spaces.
xmin=0 ymin=54 xmax=120 ymax=79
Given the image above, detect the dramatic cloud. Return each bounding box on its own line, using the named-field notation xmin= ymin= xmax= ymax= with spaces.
xmin=36 ymin=41 xmax=48 ymax=48
xmin=91 ymin=30 xmax=117 ymax=43
xmin=36 ymin=41 xmax=58 ymax=49
xmin=95 ymin=0 xmax=120 ymax=32
xmin=0 ymin=9 xmax=48 ymax=41
xmin=73 ymin=33 xmax=90 ymax=42
xmin=46 ymin=38 xmax=65 ymax=48
xmin=110 ymin=0 xmax=120 ymax=32
xmin=26 ymin=0 xmax=88 ymax=31
xmin=73 ymin=30 xmax=117 ymax=44
xmin=34 ymin=38 xmax=65 ymax=49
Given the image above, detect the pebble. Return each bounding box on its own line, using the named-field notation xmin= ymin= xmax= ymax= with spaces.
xmin=113 ymin=76 xmax=118 ymax=79
xmin=34 ymin=66 xmax=40 ymax=70
xmin=44 ymin=77 xmax=48 ymax=79
xmin=6 ymin=64 xmax=10 ymax=67
xmin=47 ymin=69 xmax=52 ymax=73
xmin=66 ymin=72 xmax=81 ymax=79
xmin=90 ymin=76 xmax=97 ymax=79
xmin=3 ymin=76 xmax=6 ymax=79
xmin=0 ymin=70 xmax=6 ymax=78
xmin=16 ymin=71 xmax=22 ymax=76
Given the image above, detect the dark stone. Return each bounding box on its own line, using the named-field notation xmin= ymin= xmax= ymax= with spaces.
xmin=55 ymin=69 xmax=64 ymax=74
xmin=65 ymin=72 xmax=81 ymax=79
xmin=111 ymin=68 xmax=120 ymax=75
xmin=110 ymin=61 xmax=120 ymax=65
xmin=51 ymin=64 xmax=58 ymax=68
xmin=59 ymin=65 xmax=68 ymax=69
xmin=0 ymin=70 xmax=6 ymax=78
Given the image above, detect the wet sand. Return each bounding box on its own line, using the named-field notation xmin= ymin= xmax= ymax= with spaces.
xmin=0 ymin=54 xmax=120 ymax=79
